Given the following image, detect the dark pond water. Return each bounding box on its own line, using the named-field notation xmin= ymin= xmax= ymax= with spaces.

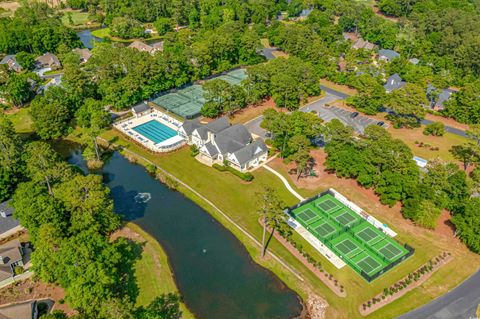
xmin=77 ymin=29 xmax=102 ymax=49
xmin=70 ymin=151 xmax=302 ymax=319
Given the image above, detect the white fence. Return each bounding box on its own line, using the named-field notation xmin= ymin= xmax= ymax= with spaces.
xmin=328 ymin=188 xmax=397 ymax=237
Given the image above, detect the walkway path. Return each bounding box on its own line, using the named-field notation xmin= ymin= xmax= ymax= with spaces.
xmin=97 ymin=137 xmax=305 ymax=282
xmin=263 ymin=165 xmax=305 ymax=201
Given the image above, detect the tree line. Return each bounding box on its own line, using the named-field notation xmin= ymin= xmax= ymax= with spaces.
xmin=0 ymin=113 xmax=182 ymax=319
xmin=261 ymin=110 xmax=480 ymax=253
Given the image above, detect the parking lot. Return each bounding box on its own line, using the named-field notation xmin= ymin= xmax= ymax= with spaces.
xmin=314 ymin=105 xmax=386 ymax=134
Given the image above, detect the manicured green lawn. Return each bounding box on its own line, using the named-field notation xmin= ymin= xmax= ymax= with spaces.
xmin=99 ymin=129 xmax=480 ymax=319
xmin=127 ymin=223 xmax=194 ymax=319
xmin=91 ymin=28 xmax=163 ymax=43
xmin=6 ymin=107 xmax=33 ymax=134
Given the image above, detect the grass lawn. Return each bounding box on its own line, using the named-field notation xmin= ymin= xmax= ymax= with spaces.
xmin=99 ymin=128 xmax=480 ymax=318
xmin=5 ymin=107 xmax=33 ymax=134
xmin=91 ymin=28 xmax=162 ymax=43
xmin=388 ymin=128 xmax=467 ymax=162
xmin=61 ymin=10 xmax=88 ymax=25
xmin=125 ymin=223 xmax=194 ymax=319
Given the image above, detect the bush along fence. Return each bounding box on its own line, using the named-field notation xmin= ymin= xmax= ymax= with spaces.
xmin=360 ymin=251 xmax=453 ymax=316
xmin=260 ymin=218 xmax=346 ymax=297
xmin=212 ymin=163 xmax=254 ymax=182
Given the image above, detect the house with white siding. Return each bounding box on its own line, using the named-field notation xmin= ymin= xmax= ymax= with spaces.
xmin=179 ymin=118 xmax=268 ymax=172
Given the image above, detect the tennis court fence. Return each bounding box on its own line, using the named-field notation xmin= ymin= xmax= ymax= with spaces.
xmin=360 ymin=244 xmax=415 ymax=282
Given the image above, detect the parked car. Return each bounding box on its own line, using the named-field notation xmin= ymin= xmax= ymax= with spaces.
xmin=351 ymin=112 xmax=359 ymax=118
xmin=377 ymin=121 xmax=385 ymax=126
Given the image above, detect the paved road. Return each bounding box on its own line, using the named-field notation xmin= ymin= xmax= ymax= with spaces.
xmin=398 ymin=270 xmax=480 ymax=319
xmin=422 ymin=119 xmax=467 ymax=138
xmin=245 ymin=92 xmax=342 ymax=138
xmin=319 ymin=86 xmax=468 ymax=138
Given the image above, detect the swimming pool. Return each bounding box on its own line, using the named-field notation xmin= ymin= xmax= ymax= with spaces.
xmin=132 ymin=120 xmax=178 ymax=144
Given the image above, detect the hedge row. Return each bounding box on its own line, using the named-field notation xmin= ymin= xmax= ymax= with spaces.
xmin=212 ymin=163 xmax=254 ymax=181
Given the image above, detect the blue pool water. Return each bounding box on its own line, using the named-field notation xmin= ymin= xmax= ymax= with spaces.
xmin=132 ymin=120 xmax=177 ymax=144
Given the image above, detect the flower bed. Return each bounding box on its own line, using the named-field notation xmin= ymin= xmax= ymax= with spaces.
xmin=359 ymin=252 xmax=453 ymax=316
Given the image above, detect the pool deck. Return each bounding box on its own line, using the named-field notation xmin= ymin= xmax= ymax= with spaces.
xmin=114 ymin=109 xmax=186 ymax=152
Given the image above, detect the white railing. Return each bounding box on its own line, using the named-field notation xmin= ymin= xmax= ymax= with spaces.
xmin=328 ymin=188 xmax=397 ymax=237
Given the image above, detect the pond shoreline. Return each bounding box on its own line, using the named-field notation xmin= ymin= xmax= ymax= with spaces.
xmin=88 ymin=147 xmax=303 ymax=319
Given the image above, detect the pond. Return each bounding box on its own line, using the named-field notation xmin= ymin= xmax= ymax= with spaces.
xmin=76 ymin=29 xmax=102 ymax=49
xmin=70 ymin=151 xmax=302 ymax=319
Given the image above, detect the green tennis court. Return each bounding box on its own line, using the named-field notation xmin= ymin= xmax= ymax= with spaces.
xmin=150 ymin=69 xmax=248 ymax=118
xmin=356 ymin=255 xmax=382 ymax=275
xmin=355 ymin=225 xmax=383 ymax=245
xmin=296 ymin=209 xmax=318 ymax=224
xmin=334 ymin=238 xmax=362 ymax=257
xmin=332 ymin=209 xmax=360 ymax=227
xmin=310 ymin=219 xmax=338 ymax=238
xmin=373 ymin=241 xmax=405 ymax=262
xmin=287 ymin=192 xmax=413 ymax=282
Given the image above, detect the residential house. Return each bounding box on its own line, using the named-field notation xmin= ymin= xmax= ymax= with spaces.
xmin=128 ymin=41 xmax=164 ymax=55
xmin=179 ymin=118 xmax=268 ymax=172
xmin=384 ymin=73 xmax=406 ymax=93
xmin=0 ymin=239 xmax=25 ymax=286
xmin=0 ymin=300 xmax=39 ymax=319
xmin=0 ymin=55 xmax=22 ymax=72
xmin=426 ymin=85 xmax=457 ymax=111
xmin=0 ymin=201 xmax=22 ymax=240
xmin=34 ymin=53 xmax=61 ymax=70
xmin=378 ymin=49 xmax=400 ymax=62
xmin=73 ymin=48 xmax=92 ymax=63
xmin=131 ymin=103 xmax=152 ymax=117
xmin=352 ymin=38 xmax=376 ymax=50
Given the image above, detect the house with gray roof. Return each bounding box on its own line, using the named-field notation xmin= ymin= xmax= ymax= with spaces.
xmin=378 ymin=49 xmax=400 ymax=62
xmin=73 ymin=48 xmax=92 ymax=63
xmin=0 ymin=55 xmax=22 ymax=72
xmin=0 ymin=239 xmax=25 ymax=286
xmin=34 ymin=53 xmax=61 ymax=70
xmin=0 ymin=201 xmax=22 ymax=240
xmin=352 ymin=38 xmax=376 ymax=50
xmin=181 ymin=118 xmax=268 ymax=172
xmin=384 ymin=73 xmax=406 ymax=93
xmin=0 ymin=300 xmax=41 ymax=319
xmin=426 ymin=85 xmax=457 ymax=111
xmin=131 ymin=102 xmax=151 ymax=117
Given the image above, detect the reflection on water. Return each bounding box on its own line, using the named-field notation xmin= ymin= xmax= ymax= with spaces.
xmin=97 ymin=152 xmax=302 ymax=319
xmin=76 ymin=29 xmax=102 ymax=49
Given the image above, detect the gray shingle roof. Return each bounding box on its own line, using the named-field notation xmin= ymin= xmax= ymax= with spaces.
xmin=214 ymin=124 xmax=252 ymax=154
xmin=132 ymin=103 xmax=150 ymax=114
xmin=203 ymin=142 xmax=219 ymax=156
xmin=232 ymin=140 xmax=268 ymax=166
xmin=35 ymin=53 xmax=61 ymax=68
xmin=0 ymin=300 xmax=36 ymax=319
xmin=379 ymin=49 xmax=400 ymax=61
xmin=0 ymin=239 xmax=22 ymax=282
xmin=0 ymin=55 xmax=22 ymax=72
xmin=181 ymin=119 xmax=202 ymax=136
xmin=384 ymin=73 xmax=406 ymax=92
xmin=206 ymin=118 xmax=230 ymax=133
xmin=426 ymin=85 xmax=456 ymax=108
xmin=0 ymin=201 xmax=19 ymax=237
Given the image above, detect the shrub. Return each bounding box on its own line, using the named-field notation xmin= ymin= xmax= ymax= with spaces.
xmin=423 ymin=121 xmax=445 ymax=136
xmin=13 ymin=266 xmax=25 ymax=275
xmin=190 ymin=144 xmax=199 ymax=157
xmin=145 ymin=163 xmax=157 ymax=175
xmin=212 ymin=164 xmax=254 ymax=181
